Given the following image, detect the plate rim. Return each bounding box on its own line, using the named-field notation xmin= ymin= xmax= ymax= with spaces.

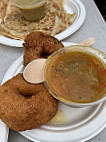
xmin=0 ymin=0 xmax=86 ymax=47
xmin=0 ymin=121 xmax=9 ymax=142
xmin=1 ymin=41 xmax=106 ymax=142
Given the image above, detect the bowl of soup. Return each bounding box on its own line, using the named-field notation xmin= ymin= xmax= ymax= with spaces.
xmin=12 ymin=0 xmax=47 ymax=21
xmin=44 ymin=45 xmax=106 ymax=107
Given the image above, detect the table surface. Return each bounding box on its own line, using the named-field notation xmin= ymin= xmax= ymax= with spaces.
xmin=0 ymin=0 xmax=106 ymax=142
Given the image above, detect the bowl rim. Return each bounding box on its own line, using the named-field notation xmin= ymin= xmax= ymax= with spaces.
xmin=44 ymin=45 xmax=106 ymax=107
xmin=11 ymin=0 xmax=46 ymax=9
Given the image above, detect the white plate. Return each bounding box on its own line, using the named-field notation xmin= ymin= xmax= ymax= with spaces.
xmin=0 ymin=120 xmax=9 ymax=142
xmin=1 ymin=42 xmax=106 ymax=142
xmin=0 ymin=0 xmax=86 ymax=47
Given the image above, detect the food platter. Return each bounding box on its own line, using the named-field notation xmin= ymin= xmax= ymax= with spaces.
xmin=0 ymin=0 xmax=86 ymax=47
xmin=1 ymin=42 xmax=106 ymax=142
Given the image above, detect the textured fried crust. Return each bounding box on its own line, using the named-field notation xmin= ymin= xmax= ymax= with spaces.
xmin=0 ymin=32 xmax=63 ymax=131
xmin=23 ymin=32 xmax=64 ymax=66
xmin=0 ymin=73 xmax=58 ymax=131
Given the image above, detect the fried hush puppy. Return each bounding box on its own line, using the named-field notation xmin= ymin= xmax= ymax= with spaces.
xmin=0 ymin=74 xmax=58 ymax=131
xmin=23 ymin=31 xmax=64 ymax=66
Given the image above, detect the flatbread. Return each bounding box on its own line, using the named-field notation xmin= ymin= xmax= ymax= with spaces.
xmin=0 ymin=0 xmax=76 ymax=40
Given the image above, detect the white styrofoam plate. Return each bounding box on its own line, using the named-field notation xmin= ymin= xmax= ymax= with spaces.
xmin=0 ymin=120 xmax=9 ymax=142
xmin=0 ymin=42 xmax=106 ymax=142
xmin=0 ymin=0 xmax=86 ymax=47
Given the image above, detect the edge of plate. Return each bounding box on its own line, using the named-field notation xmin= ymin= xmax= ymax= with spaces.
xmin=55 ymin=0 xmax=86 ymax=40
xmin=0 ymin=121 xmax=9 ymax=142
xmin=20 ymin=102 xmax=106 ymax=142
xmin=0 ymin=0 xmax=86 ymax=47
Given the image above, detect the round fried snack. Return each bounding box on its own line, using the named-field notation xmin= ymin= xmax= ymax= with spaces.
xmin=23 ymin=32 xmax=64 ymax=66
xmin=0 ymin=73 xmax=58 ymax=131
xmin=0 ymin=32 xmax=63 ymax=131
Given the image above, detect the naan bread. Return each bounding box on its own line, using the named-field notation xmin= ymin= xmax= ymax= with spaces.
xmin=0 ymin=0 xmax=76 ymax=40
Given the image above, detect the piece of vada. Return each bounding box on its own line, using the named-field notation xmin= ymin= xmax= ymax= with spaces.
xmin=23 ymin=31 xmax=64 ymax=66
xmin=0 ymin=74 xmax=58 ymax=131
xmin=0 ymin=32 xmax=64 ymax=131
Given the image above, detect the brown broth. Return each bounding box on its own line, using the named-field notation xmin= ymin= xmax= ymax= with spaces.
xmin=13 ymin=0 xmax=46 ymax=21
xmin=46 ymin=51 xmax=106 ymax=103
